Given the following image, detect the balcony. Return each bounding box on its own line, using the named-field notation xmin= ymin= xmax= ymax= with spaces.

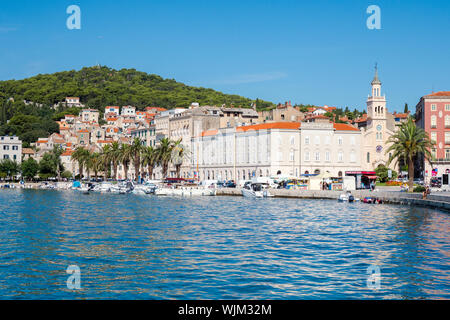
xmin=431 ymin=158 xmax=450 ymax=164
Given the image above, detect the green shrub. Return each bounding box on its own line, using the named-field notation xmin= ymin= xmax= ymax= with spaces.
xmin=413 ymin=186 xmax=426 ymax=193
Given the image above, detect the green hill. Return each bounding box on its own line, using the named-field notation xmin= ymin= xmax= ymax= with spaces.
xmin=0 ymin=66 xmax=274 ymax=146
xmin=0 ymin=66 xmax=273 ymax=110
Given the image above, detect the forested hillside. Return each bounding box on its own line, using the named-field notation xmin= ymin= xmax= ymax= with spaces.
xmin=0 ymin=66 xmax=274 ymax=146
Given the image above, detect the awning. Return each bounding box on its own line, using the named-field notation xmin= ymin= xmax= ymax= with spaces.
xmin=364 ymin=175 xmax=378 ymax=180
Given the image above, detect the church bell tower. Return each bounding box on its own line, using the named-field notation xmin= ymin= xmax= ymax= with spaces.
xmin=367 ymin=64 xmax=387 ymax=120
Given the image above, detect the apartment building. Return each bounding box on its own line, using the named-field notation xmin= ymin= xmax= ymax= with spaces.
xmin=415 ymin=91 xmax=450 ymax=182
xmin=0 ymin=136 xmax=22 ymax=164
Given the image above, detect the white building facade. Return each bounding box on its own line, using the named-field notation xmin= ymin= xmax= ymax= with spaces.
xmin=0 ymin=136 xmax=22 ymax=164
xmin=188 ymin=121 xmax=362 ymax=181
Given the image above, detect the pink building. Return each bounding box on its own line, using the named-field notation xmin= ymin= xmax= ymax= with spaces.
xmin=415 ymin=91 xmax=450 ymax=183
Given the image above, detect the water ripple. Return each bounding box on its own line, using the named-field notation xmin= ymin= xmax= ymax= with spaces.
xmin=0 ymin=189 xmax=449 ymax=299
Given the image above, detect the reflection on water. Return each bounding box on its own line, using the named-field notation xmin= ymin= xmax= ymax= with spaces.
xmin=0 ymin=189 xmax=449 ymax=299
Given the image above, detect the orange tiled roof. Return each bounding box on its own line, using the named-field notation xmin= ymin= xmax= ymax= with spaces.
xmin=201 ymin=129 xmax=218 ymax=137
xmin=61 ymin=150 xmax=74 ymax=157
xmin=393 ymin=112 xmax=409 ymax=119
xmin=107 ymin=118 xmax=119 ymax=122
xmin=333 ymin=123 xmax=359 ymax=131
xmin=78 ymin=129 xmax=89 ymax=133
xmin=237 ymin=122 xmax=301 ymax=132
xmin=425 ymin=91 xmax=450 ymax=97
xmin=22 ymin=148 xmax=35 ymax=155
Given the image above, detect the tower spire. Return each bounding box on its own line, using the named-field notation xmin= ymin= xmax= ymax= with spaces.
xmin=372 ymin=63 xmax=381 ymax=85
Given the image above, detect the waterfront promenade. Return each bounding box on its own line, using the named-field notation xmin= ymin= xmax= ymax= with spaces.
xmin=218 ymin=188 xmax=450 ymax=213
xmin=2 ymin=182 xmax=450 ymax=212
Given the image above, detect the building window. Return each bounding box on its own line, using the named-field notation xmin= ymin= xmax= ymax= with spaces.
xmin=338 ymin=152 xmax=343 ymax=162
xmin=305 ymin=136 xmax=310 ymax=145
xmin=290 ymin=136 xmax=295 ymax=145
xmin=446 ymin=104 xmax=450 ymax=111
xmin=325 ymin=151 xmax=330 ymax=162
xmin=314 ymin=136 xmax=320 ymax=145
xmin=315 ymin=152 xmax=320 ymax=162
xmin=325 ymin=136 xmax=331 ymax=145
xmin=350 ymin=151 xmax=356 ymax=163
xmin=338 ymin=171 xmax=343 ymax=177
xmin=350 ymin=136 xmax=355 ymax=145
xmin=446 ymin=149 xmax=450 ymax=160
xmin=3 ymin=145 xmax=9 ymax=150
xmin=338 ymin=136 xmax=343 ymax=145
xmin=304 ymin=151 xmax=310 ymax=161
xmin=445 ymin=116 xmax=450 ymax=128
xmin=367 ymin=152 xmax=370 ymax=163
xmin=290 ymin=151 xmax=294 ymax=161
xmin=431 ymin=116 xmax=437 ymax=128
xmin=446 ymin=132 xmax=450 ymax=145
xmin=431 ymin=104 xmax=437 ymax=111
xmin=431 ymin=132 xmax=437 ymax=143
xmin=3 ymin=155 xmax=9 ymax=159
xmin=431 ymin=148 xmax=437 ymax=158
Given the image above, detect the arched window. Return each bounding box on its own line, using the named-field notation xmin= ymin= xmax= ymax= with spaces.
xmin=338 ymin=171 xmax=343 ymax=177
xmin=304 ymin=170 xmax=309 ymax=175
xmin=314 ymin=169 xmax=321 ymax=174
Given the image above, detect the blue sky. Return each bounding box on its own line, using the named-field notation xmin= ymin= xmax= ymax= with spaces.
xmin=0 ymin=0 xmax=449 ymax=112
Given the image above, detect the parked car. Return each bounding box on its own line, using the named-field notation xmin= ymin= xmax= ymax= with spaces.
xmin=223 ymin=180 xmax=236 ymax=188
xmin=430 ymin=178 xmax=442 ymax=188
xmin=413 ymin=178 xmax=425 ymax=186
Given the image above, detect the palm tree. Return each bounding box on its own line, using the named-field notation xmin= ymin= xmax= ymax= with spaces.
xmin=50 ymin=145 xmax=64 ymax=181
xmin=156 ymin=138 xmax=174 ymax=178
xmin=171 ymin=139 xmax=189 ymax=178
xmin=119 ymin=143 xmax=133 ymax=180
xmin=109 ymin=141 xmax=121 ymax=180
xmin=141 ymin=146 xmax=158 ymax=180
xmin=386 ymin=117 xmax=434 ymax=190
xmin=130 ymin=138 xmax=143 ymax=182
xmin=88 ymin=152 xmax=103 ymax=180
xmin=100 ymin=145 xmax=111 ymax=179
xmin=71 ymin=147 xmax=90 ymax=180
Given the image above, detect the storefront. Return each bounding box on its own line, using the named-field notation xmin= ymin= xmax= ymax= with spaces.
xmin=345 ymin=171 xmax=377 ymax=190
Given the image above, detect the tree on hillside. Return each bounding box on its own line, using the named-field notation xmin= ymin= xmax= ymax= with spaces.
xmin=0 ymin=159 xmax=20 ymax=180
xmin=21 ymin=158 xmax=39 ymax=181
xmin=404 ymin=103 xmax=409 ymax=114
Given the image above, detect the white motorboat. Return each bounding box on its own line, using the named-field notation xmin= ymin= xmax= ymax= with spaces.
xmin=338 ymin=192 xmax=359 ymax=202
xmin=241 ymin=183 xmax=273 ymax=198
xmin=155 ymin=186 xmax=216 ymax=196
xmin=132 ymin=182 xmax=157 ymax=195
xmin=80 ymin=186 xmax=90 ymax=194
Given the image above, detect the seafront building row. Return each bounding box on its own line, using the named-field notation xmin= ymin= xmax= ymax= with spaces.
xmin=2 ymin=68 xmax=449 ymax=185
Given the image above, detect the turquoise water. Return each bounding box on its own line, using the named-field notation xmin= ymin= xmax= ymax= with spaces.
xmin=0 ymin=189 xmax=449 ymax=299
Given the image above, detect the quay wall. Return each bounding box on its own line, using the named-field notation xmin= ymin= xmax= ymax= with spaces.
xmin=217 ymin=188 xmax=450 ymax=213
